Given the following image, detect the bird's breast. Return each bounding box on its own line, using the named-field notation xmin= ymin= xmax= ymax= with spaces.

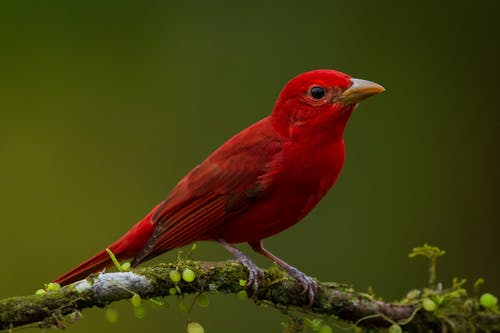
xmin=215 ymin=139 xmax=345 ymax=243
xmin=277 ymin=140 xmax=345 ymax=219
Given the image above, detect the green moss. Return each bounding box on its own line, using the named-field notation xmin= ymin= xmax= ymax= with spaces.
xmin=409 ymin=244 xmax=445 ymax=286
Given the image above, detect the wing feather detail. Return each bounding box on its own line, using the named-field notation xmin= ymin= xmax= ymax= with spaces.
xmin=131 ymin=119 xmax=283 ymax=266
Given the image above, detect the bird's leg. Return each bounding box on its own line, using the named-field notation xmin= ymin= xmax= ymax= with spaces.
xmin=217 ymin=239 xmax=265 ymax=294
xmin=249 ymin=240 xmax=318 ymax=305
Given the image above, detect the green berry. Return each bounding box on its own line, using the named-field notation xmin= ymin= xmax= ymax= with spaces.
xmin=236 ymin=290 xmax=248 ymax=300
xmin=121 ymin=262 xmax=131 ymax=271
xmin=187 ymin=321 xmax=205 ymax=333
xmin=480 ymin=293 xmax=498 ymax=308
xmin=169 ymin=270 xmax=181 ymax=283
xmin=422 ymin=298 xmax=437 ymax=312
xmin=388 ymin=324 xmax=402 ymax=333
xmin=182 ymin=269 xmax=196 ymax=282
xmin=318 ymin=325 xmax=333 ymax=333
xmin=131 ymin=293 xmax=141 ymax=307
xmin=46 ymin=282 xmax=61 ymax=291
xmin=105 ymin=308 xmax=119 ymax=323
xmin=35 ymin=289 xmax=47 ymax=296
xmin=169 ymin=287 xmax=177 ymax=295
xmin=196 ymin=294 xmax=210 ymax=307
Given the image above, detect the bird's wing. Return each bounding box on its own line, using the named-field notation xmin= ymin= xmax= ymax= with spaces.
xmin=132 ymin=121 xmax=282 ymax=265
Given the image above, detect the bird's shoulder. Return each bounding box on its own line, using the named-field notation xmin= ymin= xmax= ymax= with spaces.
xmin=201 ymin=117 xmax=284 ymax=188
xmin=154 ymin=117 xmax=284 ymax=217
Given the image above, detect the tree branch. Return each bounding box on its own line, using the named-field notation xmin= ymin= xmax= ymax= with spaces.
xmin=0 ymin=260 xmax=498 ymax=332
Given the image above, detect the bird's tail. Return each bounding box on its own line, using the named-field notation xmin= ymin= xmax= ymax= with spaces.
xmin=53 ymin=247 xmax=116 ymax=285
xmin=54 ymin=206 xmax=159 ymax=286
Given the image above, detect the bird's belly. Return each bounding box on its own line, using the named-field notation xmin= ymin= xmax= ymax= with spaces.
xmin=213 ymin=172 xmax=335 ymax=243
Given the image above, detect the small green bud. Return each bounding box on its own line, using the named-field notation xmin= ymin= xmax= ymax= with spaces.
xmin=239 ymin=279 xmax=247 ymax=287
xmin=133 ymin=305 xmax=145 ymax=319
xmin=105 ymin=308 xmax=119 ymax=323
xmin=45 ymin=282 xmax=61 ymax=291
xmin=182 ymin=269 xmax=196 ymax=282
xmin=422 ymin=298 xmax=437 ymax=312
xmin=187 ymin=321 xmax=205 ymax=333
xmin=196 ymin=294 xmax=210 ymax=307
xmin=169 ymin=269 xmax=182 ymax=283
xmin=318 ymin=324 xmax=333 ymax=333
xmin=388 ymin=324 xmax=402 ymax=333
xmin=169 ymin=287 xmax=177 ymax=295
xmin=236 ymin=290 xmax=248 ymax=300
xmin=121 ymin=262 xmax=131 ymax=271
xmin=474 ymin=277 xmax=485 ymax=291
xmin=432 ymin=295 xmax=444 ymax=305
xmin=405 ymin=289 xmax=421 ymax=300
xmin=35 ymin=289 xmax=47 ymax=296
xmin=480 ymin=293 xmax=498 ymax=308
xmin=131 ymin=293 xmax=141 ymax=307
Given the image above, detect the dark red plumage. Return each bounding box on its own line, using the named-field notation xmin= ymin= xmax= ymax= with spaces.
xmin=54 ymin=69 xmax=384 ymax=300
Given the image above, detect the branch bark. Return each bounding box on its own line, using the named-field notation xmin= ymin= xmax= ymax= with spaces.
xmin=0 ymin=260 xmax=498 ymax=332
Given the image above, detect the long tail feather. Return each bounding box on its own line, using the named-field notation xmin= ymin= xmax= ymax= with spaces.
xmin=54 ymin=207 xmax=159 ymax=286
xmin=54 ymin=247 xmax=116 ymax=285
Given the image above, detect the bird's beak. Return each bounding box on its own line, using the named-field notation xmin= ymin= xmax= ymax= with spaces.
xmin=339 ymin=78 xmax=385 ymax=106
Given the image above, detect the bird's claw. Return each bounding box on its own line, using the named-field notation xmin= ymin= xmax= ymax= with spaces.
xmin=286 ymin=267 xmax=318 ymax=306
xmin=218 ymin=239 xmax=265 ymax=295
xmin=236 ymin=257 xmax=265 ymax=295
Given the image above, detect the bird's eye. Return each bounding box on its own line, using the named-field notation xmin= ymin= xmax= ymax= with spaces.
xmin=310 ymin=86 xmax=325 ymax=99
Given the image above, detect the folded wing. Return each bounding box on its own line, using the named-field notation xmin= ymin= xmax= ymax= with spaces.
xmin=132 ymin=121 xmax=282 ymax=265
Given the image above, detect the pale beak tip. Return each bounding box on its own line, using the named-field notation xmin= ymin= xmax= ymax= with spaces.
xmin=375 ymin=83 xmax=386 ymax=93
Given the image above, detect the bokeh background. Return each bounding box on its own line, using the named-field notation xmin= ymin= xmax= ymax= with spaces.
xmin=1 ymin=1 xmax=499 ymax=332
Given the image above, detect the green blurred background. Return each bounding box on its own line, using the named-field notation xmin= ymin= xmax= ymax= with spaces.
xmin=1 ymin=1 xmax=499 ymax=332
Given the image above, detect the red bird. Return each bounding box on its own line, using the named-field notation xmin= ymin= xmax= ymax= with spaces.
xmin=55 ymin=69 xmax=384 ymax=302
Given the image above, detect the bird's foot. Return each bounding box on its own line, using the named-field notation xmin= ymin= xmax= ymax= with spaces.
xmin=284 ymin=266 xmax=318 ymax=306
xmin=233 ymin=256 xmax=265 ymax=294
xmin=217 ymin=239 xmax=265 ymax=294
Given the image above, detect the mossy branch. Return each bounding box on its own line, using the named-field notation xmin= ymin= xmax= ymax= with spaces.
xmin=0 ymin=260 xmax=499 ymax=332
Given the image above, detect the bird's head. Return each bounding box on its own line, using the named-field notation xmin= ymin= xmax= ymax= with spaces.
xmin=270 ymin=69 xmax=384 ymax=142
